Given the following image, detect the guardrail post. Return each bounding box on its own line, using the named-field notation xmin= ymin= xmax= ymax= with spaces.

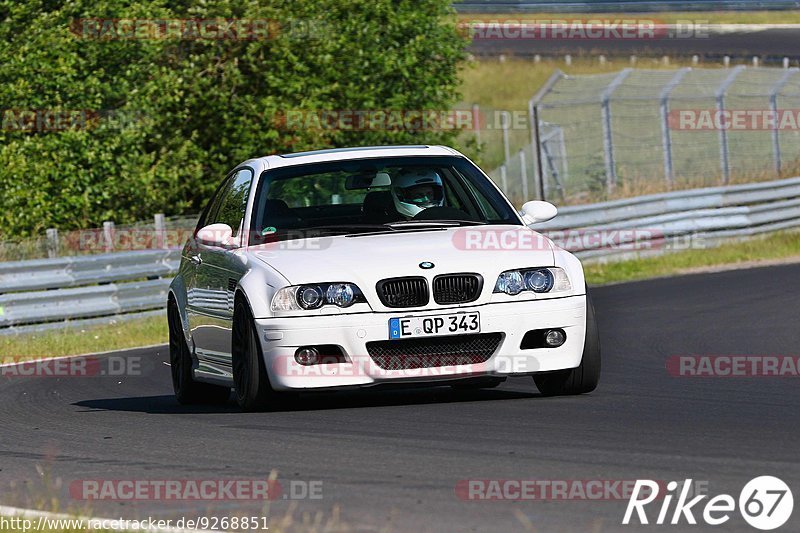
xmin=103 ymin=221 xmax=115 ymax=253
xmin=45 ymin=228 xmax=59 ymax=258
xmin=154 ymin=213 xmax=167 ymax=249
xmin=716 ymin=66 xmax=745 ymax=184
xmin=601 ymin=68 xmax=633 ymax=193
xmin=500 ymin=164 xmax=509 ymax=193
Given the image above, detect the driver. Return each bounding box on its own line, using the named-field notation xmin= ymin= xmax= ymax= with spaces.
xmin=390 ymin=170 xmax=445 ymax=218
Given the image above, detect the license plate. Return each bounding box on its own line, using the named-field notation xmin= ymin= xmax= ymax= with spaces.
xmin=388 ymin=312 xmax=480 ymax=339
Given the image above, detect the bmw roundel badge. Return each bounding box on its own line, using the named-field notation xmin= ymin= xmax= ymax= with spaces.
xmin=419 ymin=262 xmax=435 ymax=269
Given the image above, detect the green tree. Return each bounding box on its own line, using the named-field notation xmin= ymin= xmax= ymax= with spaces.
xmin=0 ymin=0 xmax=467 ymax=236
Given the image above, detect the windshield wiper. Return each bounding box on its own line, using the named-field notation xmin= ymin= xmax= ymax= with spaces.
xmin=303 ymin=224 xmax=395 ymax=235
xmin=385 ymin=220 xmax=487 ymax=228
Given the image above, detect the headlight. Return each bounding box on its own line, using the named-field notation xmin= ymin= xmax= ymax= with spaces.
xmin=298 ymin=285 xmax=324 ymax=309
xmin=326 ymin=283 xmax=355 ymax=307
xmin=271 ymin=282 xmax=365 ymax=311
xmin=493 ymin=267 xmax=571 ymax=296
xmin=494 ymin=271 xmax=524 ymax=295
xmin=524 ymin=269 xmax=554 ymax=293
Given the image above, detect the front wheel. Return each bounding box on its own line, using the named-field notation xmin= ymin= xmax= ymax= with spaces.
xmin=232 ymin=299 xmax=281 ymax=411
xmin=533 ymin=287 xmax=601 ymax=396
xmin=168 ymin=300 xmax=231 ymax=405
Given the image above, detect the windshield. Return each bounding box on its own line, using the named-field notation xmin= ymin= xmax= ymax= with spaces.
xmin=249 ymin=155 xmax=520 ymax=243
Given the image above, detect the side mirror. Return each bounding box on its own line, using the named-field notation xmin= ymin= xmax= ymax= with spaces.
xmin=520 ymin=201 xmax=558 ymax=224
xmin=196 ymin=223 xmax=234 ymax=247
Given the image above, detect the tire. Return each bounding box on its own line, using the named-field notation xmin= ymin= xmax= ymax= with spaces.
xmin=232 ymin=299 xmax=279 ymax=411
xmin=168 ymin=299 xmax=231 ymax=405
xmin=533 ymin=286 xmax=601 ymax=396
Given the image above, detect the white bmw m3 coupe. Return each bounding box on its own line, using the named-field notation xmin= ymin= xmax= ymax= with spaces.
xmin=168 ymin=145 xmax=600 ymax=410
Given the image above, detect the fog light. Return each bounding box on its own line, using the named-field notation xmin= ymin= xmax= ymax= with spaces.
xmin=295 ymin=347 xmax=320 ymax=365
xmin=544 ymin=329 xmax=566 ymax=347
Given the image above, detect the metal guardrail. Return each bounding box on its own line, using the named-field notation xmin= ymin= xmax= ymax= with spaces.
xmin=0 ymin=249 xmax=180 ymax=293
xmin=539 ymin=176 xmax=800 ymax=260
xmin=0 ymin=250 xmax=179 ymax=335
xmin=1 ymin=176 xmax=799 ymax=334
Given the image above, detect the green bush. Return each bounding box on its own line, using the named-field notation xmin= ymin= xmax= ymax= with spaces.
xmin=0 ymin=0 xmax=467 ymax=237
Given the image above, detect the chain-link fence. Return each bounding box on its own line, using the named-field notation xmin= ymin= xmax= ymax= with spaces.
xmin=524 ymin=66 xmax=800 ymax=204
xmin=0 ymin=214 xmax=198 ymax=262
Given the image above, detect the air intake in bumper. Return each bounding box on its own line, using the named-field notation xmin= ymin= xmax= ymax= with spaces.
xmin=366 ymin=333 xmax=502 ymax=370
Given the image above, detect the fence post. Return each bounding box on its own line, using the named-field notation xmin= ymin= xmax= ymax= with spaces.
xmin=471 ymin=104 xmax=481 ymax=147
xmin=528 ymin=70 xmax=565 ymax=202
xmin=659 ymin=68 xmax=690 ymax=184
xmin=45 ymin=228 xmax=59 ymax=259
xmin=601 ymin=68 xmax=633 ymax=193
xmin=519 ymin=149 xmax=529 ymax=201
xmin=501 ymin=111 xmax=511 ymax=164
xmin=103 ymin=221 xmax=115 ymax=253
xmin=154 ymin=213 xmax=167 ymax=249
xmin=716 ymin=66 xmax=745 ymax=184
xmin=500 ymin=164 xmax=509 ymax=193
xmin=769 ymin=68 xmax=799 ymax=176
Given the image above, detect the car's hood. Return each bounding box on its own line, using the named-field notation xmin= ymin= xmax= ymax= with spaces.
xmin=248 ymin=225 xmax=555 ymax=290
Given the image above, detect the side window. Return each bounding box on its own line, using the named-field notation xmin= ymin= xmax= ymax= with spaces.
xmin=195 ymin=177 xmax=231 ymax=234
xmin=209 ymin=168 xmax=253 ymax=240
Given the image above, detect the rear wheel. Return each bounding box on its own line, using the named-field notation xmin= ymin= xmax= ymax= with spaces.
xmin=168 ymin=299 xmax=231 ymax=404
xmin=533 ymin=287 xmax=601 ymax=396
xmin=232 ymin=299 xmax=280 ymax=411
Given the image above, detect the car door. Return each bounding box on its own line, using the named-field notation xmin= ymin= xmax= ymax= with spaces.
xmin=188 ymin=168 xmax=254 ymax=377
xmin=185 ymin=177 xmax=228 ymax=356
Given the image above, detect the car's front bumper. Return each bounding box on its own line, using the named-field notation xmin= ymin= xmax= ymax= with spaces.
xmin=255 ymin=295 xmax=587 ymax=390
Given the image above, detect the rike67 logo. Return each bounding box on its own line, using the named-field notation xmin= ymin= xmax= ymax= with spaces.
xmin=623 ymin=477 xmax=793 ymax=530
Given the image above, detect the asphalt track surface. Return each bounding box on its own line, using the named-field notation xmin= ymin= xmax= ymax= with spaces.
xmin=1 ymin=264 xmax=798 ymax=531
xmin=469 ymin=28 xmax=800 ymax=60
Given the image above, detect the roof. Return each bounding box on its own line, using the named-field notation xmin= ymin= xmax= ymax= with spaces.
xmin=251 ymin=145 xmax=463 ymax=170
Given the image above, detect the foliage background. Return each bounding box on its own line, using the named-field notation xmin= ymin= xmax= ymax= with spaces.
xmin=0 ymin=0 xmax=467 ymax=236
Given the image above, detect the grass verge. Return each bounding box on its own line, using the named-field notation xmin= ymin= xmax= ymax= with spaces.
xmin=0 ymin=315 xmax=166 ymax=363
xmin=584 ymin=229 xmax=800 ymax=285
